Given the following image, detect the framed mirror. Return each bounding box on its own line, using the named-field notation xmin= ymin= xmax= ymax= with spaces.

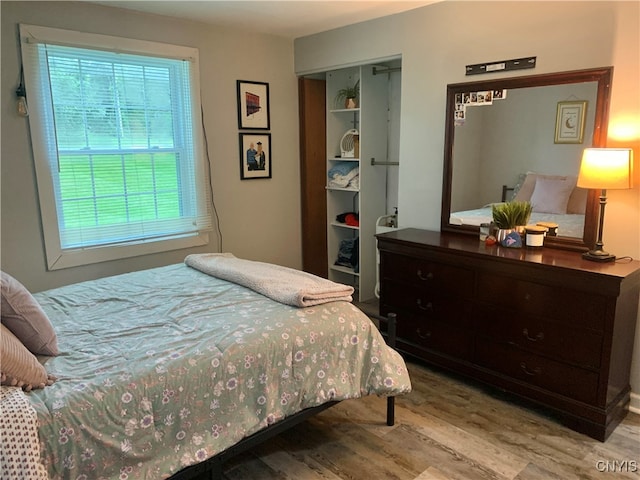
xmin=441 ymin=67 xmax=613 ymax=251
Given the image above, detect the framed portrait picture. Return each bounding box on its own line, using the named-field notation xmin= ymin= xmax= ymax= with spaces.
xmin=239 ymin=133 xmax=272 ymax=179
xmin=555 ymin=100 xmax=587 ymax=144
xmin=237 ymin=80 xmax=270 ymax=130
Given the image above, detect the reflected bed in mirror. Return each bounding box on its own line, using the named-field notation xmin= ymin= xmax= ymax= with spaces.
xmin=441 ymin=67 xmax=613 ymax=251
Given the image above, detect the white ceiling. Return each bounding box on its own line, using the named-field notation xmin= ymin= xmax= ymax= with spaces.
xmin=93 ymin=1 xmax=438 ymax=39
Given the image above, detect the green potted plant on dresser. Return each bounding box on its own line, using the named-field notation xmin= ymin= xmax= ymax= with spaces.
xmin=491 ymin=201 xmax=532 ymax=242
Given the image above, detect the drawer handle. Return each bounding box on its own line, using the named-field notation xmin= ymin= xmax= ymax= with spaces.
xmin=416 ymin=299 xmax=433 ymax=311
xmin=416 ymin=328 xmax=432 ymax=339
xmin=520 ymin=362 xmax=541 ymax=376
xmin=417 ymin=269 xmax=434 ymax=281
xmin=522 ymin=328 xmax=544 ymax=342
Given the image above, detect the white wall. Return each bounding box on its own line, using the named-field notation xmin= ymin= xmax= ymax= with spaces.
xmin=294 ymin=1 xmax=640 ymax=408
xmin=1 ymin=1 xmax=303 ymax=292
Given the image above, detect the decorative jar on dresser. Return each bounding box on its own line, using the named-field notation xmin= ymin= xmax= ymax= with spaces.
xmin=377 ymin=228 xmax=640 ymax=441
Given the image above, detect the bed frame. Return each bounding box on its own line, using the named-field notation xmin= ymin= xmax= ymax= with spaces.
xmin=501 ymin=184 xmax=514 ymax=202
xmin=171 ymin=313 xmax=398 ymax=480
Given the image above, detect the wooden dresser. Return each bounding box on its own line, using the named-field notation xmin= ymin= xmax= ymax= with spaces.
xmin=377 ymin=228 xmax=640 ymax=441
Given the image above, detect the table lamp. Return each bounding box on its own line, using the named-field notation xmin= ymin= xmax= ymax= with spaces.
xmin=577 ymin=148 xmax=634 ymax=262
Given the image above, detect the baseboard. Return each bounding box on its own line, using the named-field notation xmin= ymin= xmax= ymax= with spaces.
xmin=630 ymin=392 xmax=640 ymax=414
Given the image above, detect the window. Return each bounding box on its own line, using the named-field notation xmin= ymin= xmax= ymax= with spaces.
xmin=20 ymin=25 xmax=212 ymax=270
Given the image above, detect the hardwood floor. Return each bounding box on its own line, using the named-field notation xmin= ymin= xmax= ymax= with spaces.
xmin=222 ymin=361 xmax=640 ymax=479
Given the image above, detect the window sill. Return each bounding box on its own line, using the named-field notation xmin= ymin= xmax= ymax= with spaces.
xmin=45 ymin=232 xmax=209 ymax=271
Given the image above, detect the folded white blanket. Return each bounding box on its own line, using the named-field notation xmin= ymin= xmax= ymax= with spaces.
xmin=185 ymin=253 xmax=354 ymax=307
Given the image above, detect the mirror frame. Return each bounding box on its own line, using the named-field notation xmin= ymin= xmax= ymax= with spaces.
xmin=440 ymin=67 xmax=613 ymax=252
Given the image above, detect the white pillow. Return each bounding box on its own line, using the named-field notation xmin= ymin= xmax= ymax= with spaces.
xmin=530 ymin=177 xmax=576 ymax=214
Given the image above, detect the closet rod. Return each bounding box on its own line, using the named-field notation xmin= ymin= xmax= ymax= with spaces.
xmin=371 ymin=159 xmax=399 ymax=166
xmin=372 ymin=66 xmax=402 ymax=75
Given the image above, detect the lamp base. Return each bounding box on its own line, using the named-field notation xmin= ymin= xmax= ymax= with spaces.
xmin=582 ymin=249 xmax=616 ymax=262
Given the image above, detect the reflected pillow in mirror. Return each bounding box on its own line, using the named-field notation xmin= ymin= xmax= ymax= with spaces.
xmin=566 ymin=186 xmax=588 ymax=214
xmin=530 ymin=177 xmax=576 ymax=214
xmin=509 ymin=173 xmax=528 ymax=201
xmin=513 ymin=172 xmax=567 ymax=202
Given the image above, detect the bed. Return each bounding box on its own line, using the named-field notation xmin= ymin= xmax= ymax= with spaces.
xmin=449 ymin=172 xmax=587 ymax=238
xmin=0 ymin=255 xmax=411 ymax=480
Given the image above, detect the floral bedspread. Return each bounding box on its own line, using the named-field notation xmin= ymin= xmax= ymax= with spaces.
xmin=29 ymin=264 xmax=411 ymax=479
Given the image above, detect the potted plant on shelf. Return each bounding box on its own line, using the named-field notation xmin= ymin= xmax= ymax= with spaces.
xmin=335 ymin=79 xmax=360 ymax=109
xmin=491 ymin=201 xmax=532 ymax=244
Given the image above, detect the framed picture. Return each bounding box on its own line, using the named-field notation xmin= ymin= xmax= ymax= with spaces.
xmin=555 ymin=100 xmax=587 ymax=144
xmin=239 ymin=133 xmax=272 ymax=179
xmin=237 ymin=80 xmax=270 ymax=130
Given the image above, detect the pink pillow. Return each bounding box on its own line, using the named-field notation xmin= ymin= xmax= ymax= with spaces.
xmin=567 ymin=186 xmax=588 ymax=214
xmin=513 ymin=172 xmax=569 ymax=202
xmin=530 ymin=177 xmax=576 ymax=214
xmin=1 ymin=324 xmax=54 ymax=391
xmin=1 ymin=272 xmax=59 ymax=356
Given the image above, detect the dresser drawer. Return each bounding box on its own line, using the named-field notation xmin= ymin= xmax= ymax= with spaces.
xmin=476 ymin=306 xmax=603 ymax=369
xmin=475 ymin=339 xmax=600 ymax=404
xmin=383 ymin=280 xmax=473 ymax=328
xmin=382 ymin=253 xmax=474 ymax=297
xmin=393 ymin=310 xmax=474 ymax=360
xmin=477 ymin=273 xmax=606 ymax=331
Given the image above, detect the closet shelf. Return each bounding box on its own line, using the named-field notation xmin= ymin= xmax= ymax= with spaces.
xmin=325 ymin=64 xmax=391 ymax=302
xmin=330 ymin=265 xmax=360 ymax=276
xmin=331 ymin=221 xmax=359 ymax=230
xmin=330 ymin=108 xmax=360 ymax=114
xmin=326 ymin=186 xmax=359 ymax=192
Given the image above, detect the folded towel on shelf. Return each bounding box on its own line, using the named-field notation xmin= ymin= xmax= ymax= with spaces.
xmin=328 ymin=161 xmax=358 ymax=178
xmin=185 ymin=253 xmax=354 ymax=307
xmin=328 ymin=171 xmax=358 ymax=188
xmin=328 ymin=162 xmax=359 ymax=188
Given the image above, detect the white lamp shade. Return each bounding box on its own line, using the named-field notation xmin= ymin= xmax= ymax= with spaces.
xmin=577 ymin=148 xmax=634 ymax=190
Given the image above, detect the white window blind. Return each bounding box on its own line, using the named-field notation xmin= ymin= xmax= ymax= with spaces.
xmin=20 ymin=25 xmax=212 ymax=269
